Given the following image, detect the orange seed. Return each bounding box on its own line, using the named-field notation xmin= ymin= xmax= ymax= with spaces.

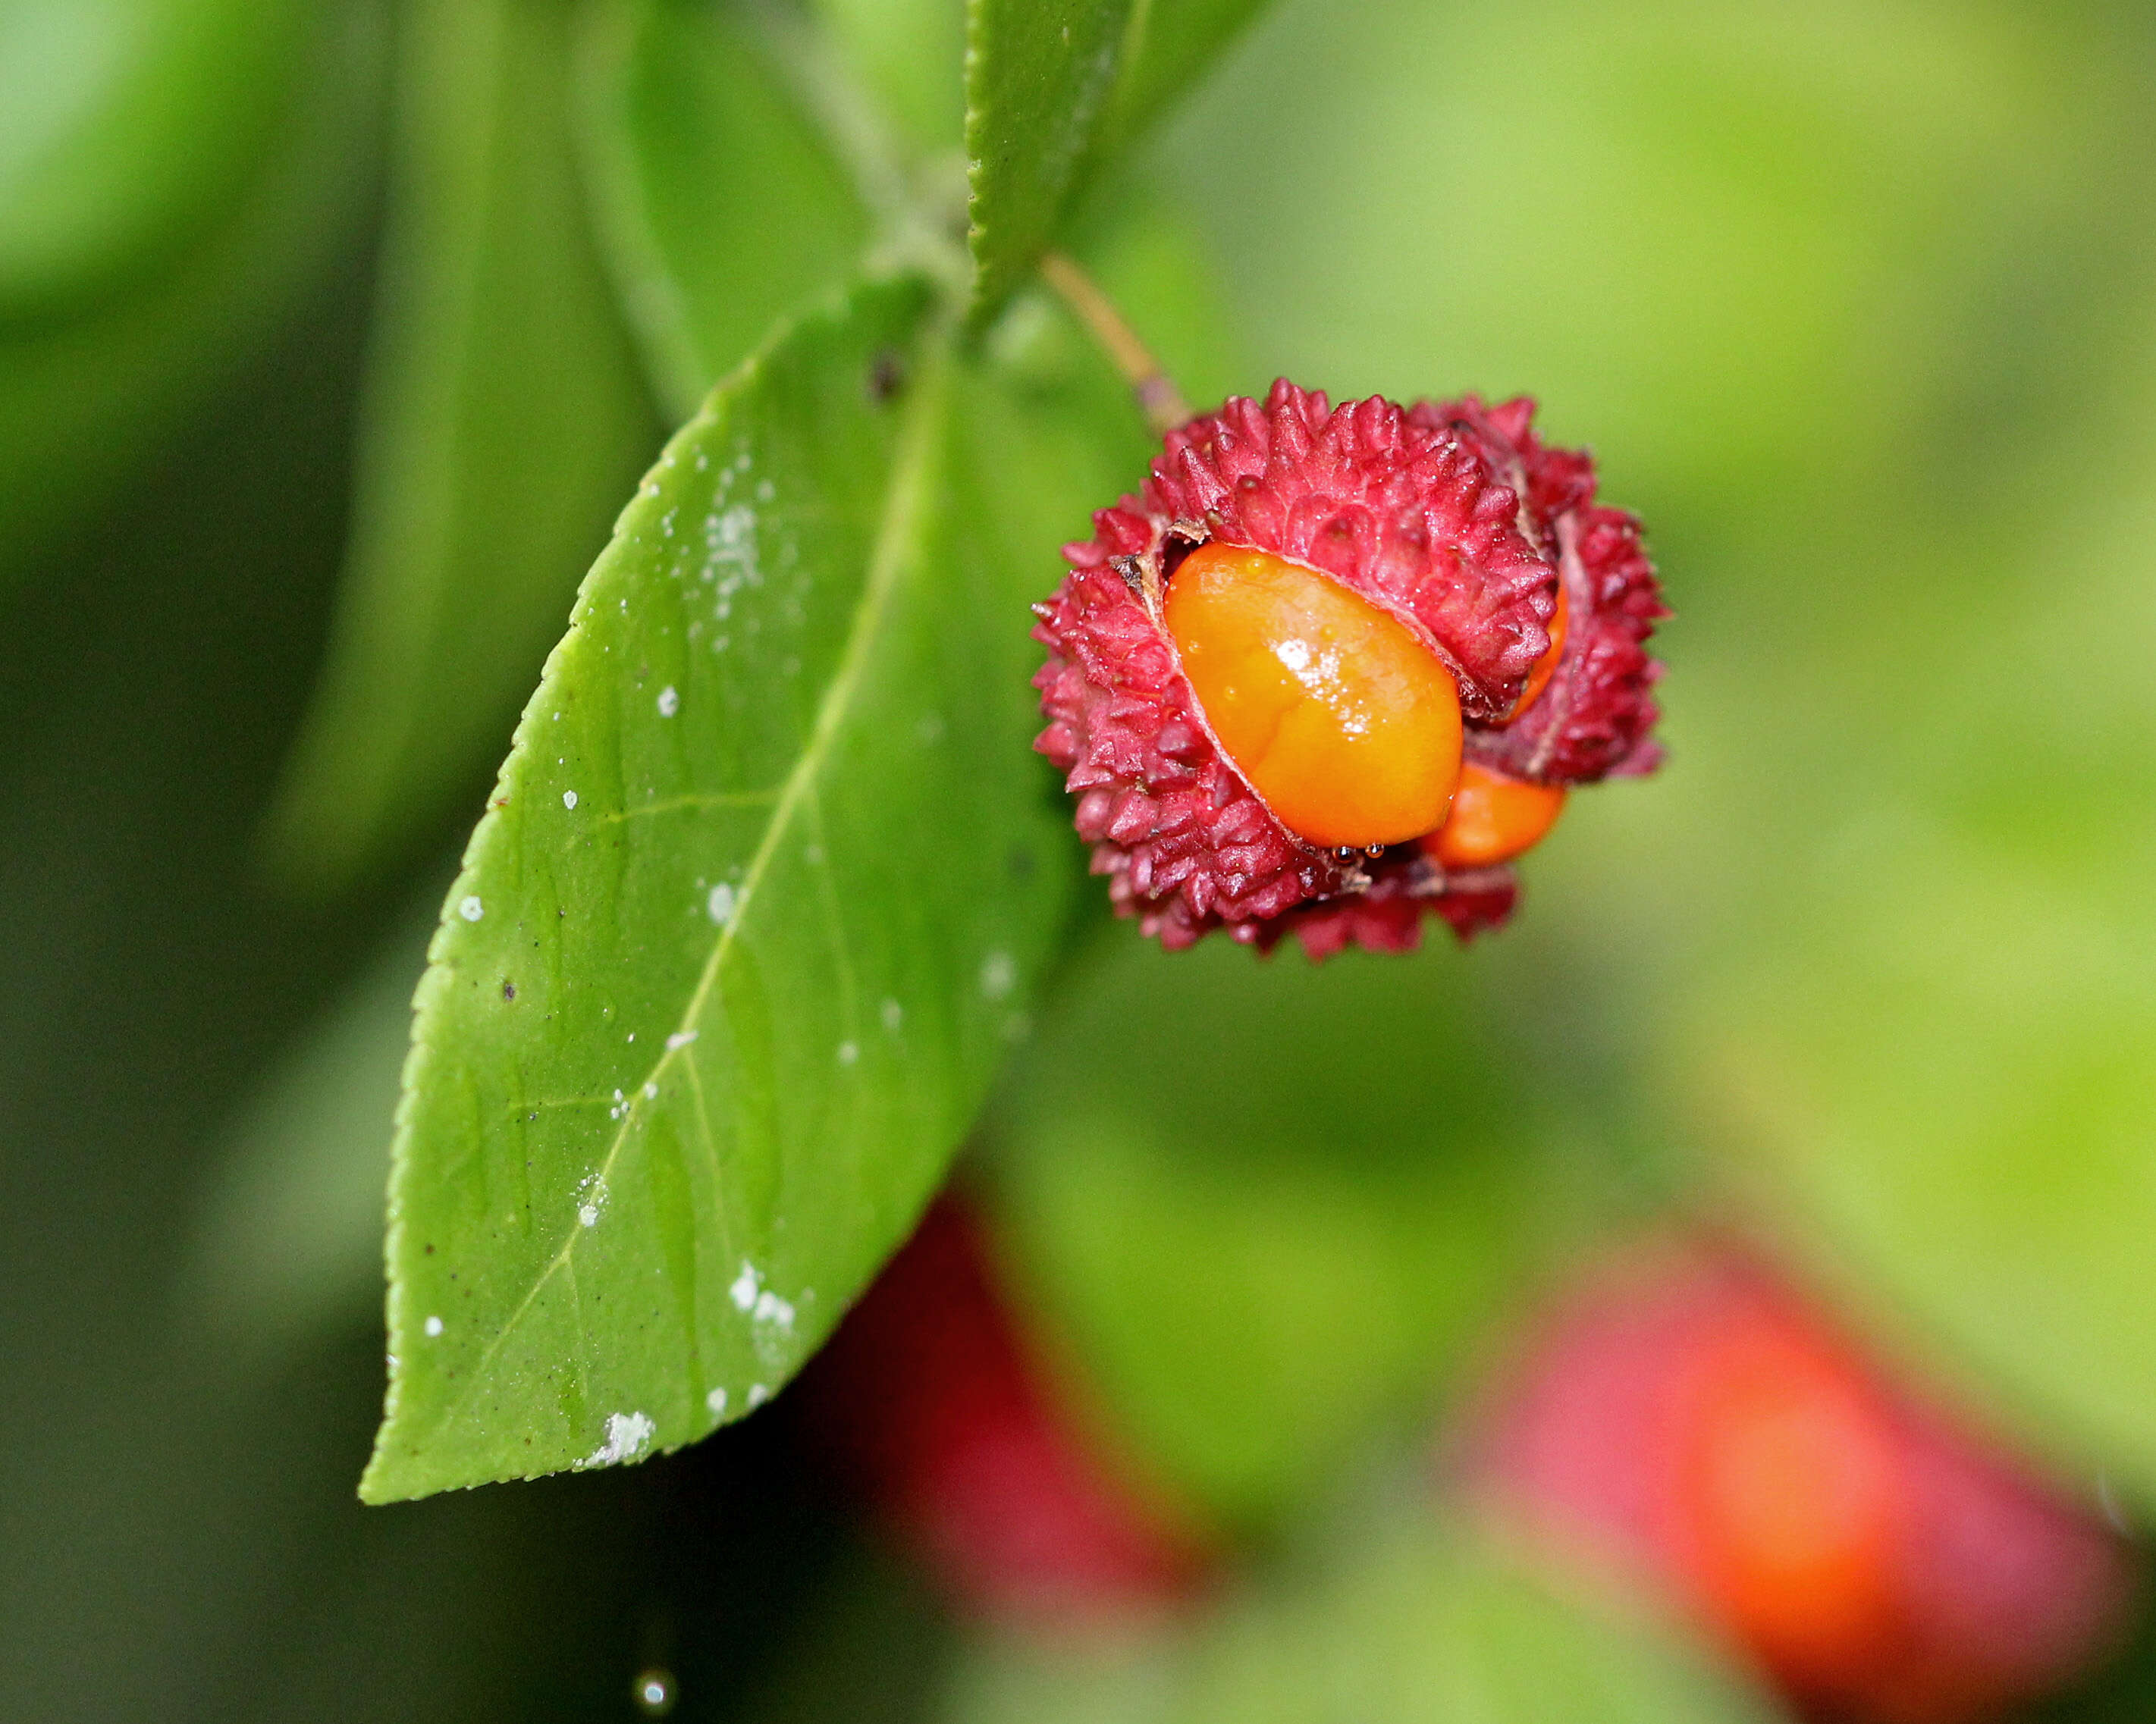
xmin=1420 ymin=762 xmax=1567 ymax=869
xmin=1163 ymin=542 xmax=1461 ymax=849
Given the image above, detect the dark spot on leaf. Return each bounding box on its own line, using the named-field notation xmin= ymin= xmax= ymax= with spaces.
xmin=1007 ymin=844 xmax=1035 ymax=881
xmin=868 ymin=349 xmax=906 ymax=403
xmin=503 ymin=982 xmax=516 ymax=1000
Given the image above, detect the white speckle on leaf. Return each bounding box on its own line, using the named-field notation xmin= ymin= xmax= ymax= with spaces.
xmin=642 ymin=481 xmax=661 ymax=497
xmin=880 ymin=998 xmax=902 ymax=1033
xmin=666 ymin=1029 xmax=698 ymax=1051
xmin=585 ymin=1410 xmax=656 ymax=1467
xmin=423 ymin=1315 xmax=444 ymax=1337
xmin=836 ymin=1040 xmax=857 ymax=1066
xmin=579 ymin=1203 xmax=599 ymax=1227
xmin=980 ymin=951 xmax=1016 ymax=1001
xmin=753 ymin=1289 xmax=796 ymax=1331
xmin=457 ymin=895 xmax=483 ymax=923
xmin=563 ymin=789 xmax=578 ymax=809
xmin=730 ymin=1262 xmax=761 ymax=1311
xmin=803 ymin=843 xmax=823 ymax=866
xmin=644 ymin=1081 xmax=658 ymax=1099
xmin=657 ymin=685 xmax=679 ymax=717
xmin=747 ymin=1384 xmax=770 ymax=1409
xmin=707 ymin=1387 xmax=729 ymax=1417
xmin=707 ymin=883 xmax=736 ymax=926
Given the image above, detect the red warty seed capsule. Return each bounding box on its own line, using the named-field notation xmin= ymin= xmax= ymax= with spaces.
xmin=1032 ymin=380 xmax=1666 ymax=956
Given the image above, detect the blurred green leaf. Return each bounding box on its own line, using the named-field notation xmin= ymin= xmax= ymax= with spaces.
xmin=0 ymin=0 xmax=382 ymax=598
xmin=365 ymin=274 xmax=1152 ymax=1501
xmin=813 ymin=0 xmax=968 ymax=155
xmin=962 ymin=0 xmax=1268 ymax=323
xmin=1162 ymin=0 xmax=2133 ymax=524
xmin=1057 ymin=182 xmax=1248 ymax=410
xmin=1692 ymin=450 xmax=2156 ymax=1507
xmin=182 ymin=901 xmax=438 ymax=1356
xmin=1098 ymin=0 xmax=1268 ymax=147
xmin=576 ymin=0 xmax=871 ymax=421
xmin=266 ymin=0 xmax=660 ymax=897
xmin=0 ymin=0 xmax=310 ymax=316
xmin=943 ymin=1523 xmax=1777 ymax=1724
xmin=985 ymin=935 xmax=1558 ymax=1531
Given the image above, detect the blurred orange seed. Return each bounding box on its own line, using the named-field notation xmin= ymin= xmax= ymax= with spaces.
xmin=1675 ymin=1323 xmax=1905 ymax=1691
xmin=1420 ymin=762 xmax=1567 ymax=868
xmin=1163 ymin=542 xmax=1463 ymax=849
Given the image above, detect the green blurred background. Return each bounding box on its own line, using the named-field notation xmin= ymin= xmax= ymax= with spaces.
xmin=5 ymin=0 xmax=2155 ymax=1717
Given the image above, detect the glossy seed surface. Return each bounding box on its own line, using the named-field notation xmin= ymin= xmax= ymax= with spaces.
xmin=1422 ymin=762 xmax=1567 ymax=867
xmin=1163 ymin=542 xmax=1462 ymax=848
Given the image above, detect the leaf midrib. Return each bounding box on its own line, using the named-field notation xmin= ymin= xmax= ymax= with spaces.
xmin=405 ymin=307 xmax=954 ymax=1459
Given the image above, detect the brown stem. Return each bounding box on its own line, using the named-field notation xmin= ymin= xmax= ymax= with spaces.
xmin=1039 ymin=250 xmax=1190 ymax=437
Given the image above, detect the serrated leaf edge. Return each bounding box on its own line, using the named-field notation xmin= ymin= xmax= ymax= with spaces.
xmin=362 ymin=278 xmax=948 ymax=1500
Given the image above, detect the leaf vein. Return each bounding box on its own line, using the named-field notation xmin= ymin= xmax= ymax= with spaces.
xmin=416 ymin=316 xmax=949 ymax=1441
xmin=598 ymin=788 xmax=782 ymax=824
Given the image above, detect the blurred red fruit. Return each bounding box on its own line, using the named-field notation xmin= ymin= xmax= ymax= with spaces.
xmin=800 ymin=1196 xmax=1213 ymax=1628
xmin=1462 ymin=1243 xmax=2138 ymax=1722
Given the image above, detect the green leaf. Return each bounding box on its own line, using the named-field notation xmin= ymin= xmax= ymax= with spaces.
xmin=812 ymin=0 xmax=968 ymax=155
xmin=265 ymin=0 xmax=661 ymax=897
xmin=363 ymin=274 xmax=1147 ymax=1501
xmin=1098 ymin=0 xmax=1271 ymax=146
xmin=0 ymin=0 xmax=382 ymax=598
xmin=964 ymin=0 xmax=1134 ymax=323
xmin=962 ymin=0 xmax=1271 ymax=323
xmin=576 ymin=0 xmax=872 ymax=422
xmin=0 ymin=0 xmax=312 ymax=316
xmin=943 ymin=1525 xmax=1777 ymax=1724
xmin=984 ymin=934 xmax=1560 ymax=1530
